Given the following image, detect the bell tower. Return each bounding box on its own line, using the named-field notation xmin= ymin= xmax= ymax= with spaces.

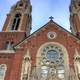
xmin=70 ymin=0 xmax=80 ymax=38
xmin=2 ymin=0 xmax=32 ymax=36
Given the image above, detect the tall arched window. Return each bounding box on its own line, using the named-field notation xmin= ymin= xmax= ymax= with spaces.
xmin=38 ymin=45 xmax=65 ymax=80
xmin=0 ymin=64 xmax=7 ymax=80
xmin=21 ymin=50 xmax=31 ymax=80
xmin=11 ymin=13 xmax=21 ymax=30
xmin=35 ymin=42 xmax=69 ymax=80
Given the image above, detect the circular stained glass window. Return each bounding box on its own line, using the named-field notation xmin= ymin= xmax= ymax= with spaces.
xmin=47 ymin=50 xmax=59 ymax=62
xmin=47 ymin=32 xmax=57 ymax=39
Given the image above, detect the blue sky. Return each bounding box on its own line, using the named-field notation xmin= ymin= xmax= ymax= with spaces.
xmin=0 ymin=0 xmax=70 ymax=32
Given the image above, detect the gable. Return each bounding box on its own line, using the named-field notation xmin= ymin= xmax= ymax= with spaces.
xmin=13 ymin=20 xmax=80 ymax=66
xmin=15 ymin=20 xmax=80 ymax=49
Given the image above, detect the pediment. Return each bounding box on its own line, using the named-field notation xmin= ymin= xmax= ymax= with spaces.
xmin=14 ymin=20 xmax=80 ymax=49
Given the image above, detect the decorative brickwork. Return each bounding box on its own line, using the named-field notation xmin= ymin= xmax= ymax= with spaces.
xmin=0 ymin=0 xmax=80 ymax=80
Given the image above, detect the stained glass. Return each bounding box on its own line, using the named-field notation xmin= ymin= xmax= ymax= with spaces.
xmin=47 ymin=50 xmax=59 ymax=61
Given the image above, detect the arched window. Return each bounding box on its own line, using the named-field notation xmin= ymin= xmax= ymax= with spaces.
xmin=35 ymin=42 xmax=69 ymax=80
xmin=11 ymin=13 xmax=21 ymax=30
xmin=21 ymin=51 xmax=31 ymax=80
xmin=0 ymin=64 xmax=7 ymax=80
xmin=5 ymin=41 xmax=14 ymax=50
xmin=37 ymin=45 xmax=65 ymax=80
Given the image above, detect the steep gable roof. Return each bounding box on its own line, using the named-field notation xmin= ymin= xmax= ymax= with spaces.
xmin=14 ymin=20 xmax=80 ymax=48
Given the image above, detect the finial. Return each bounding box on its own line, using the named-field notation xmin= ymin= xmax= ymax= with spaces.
xmin=49 ymin=16 xmax=54 ymax=21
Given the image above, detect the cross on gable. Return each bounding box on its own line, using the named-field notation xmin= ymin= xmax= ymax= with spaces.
xmin=49 ymin=16 xmax=54 ymax=21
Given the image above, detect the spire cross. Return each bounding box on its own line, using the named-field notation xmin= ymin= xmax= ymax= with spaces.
xmin=49 ymin=16 xmax=54 ymax=21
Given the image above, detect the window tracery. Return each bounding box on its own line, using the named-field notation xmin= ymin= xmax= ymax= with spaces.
xmin=36 ymin=44 xmax=66 ymax=80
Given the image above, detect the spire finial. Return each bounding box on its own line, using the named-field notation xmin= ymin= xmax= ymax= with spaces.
xmin=49 ymin=16 xmax=54 ymax=21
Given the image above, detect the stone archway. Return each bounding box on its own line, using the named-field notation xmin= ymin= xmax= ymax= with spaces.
xmin=36 ymin=42 xmax=69 ymax=80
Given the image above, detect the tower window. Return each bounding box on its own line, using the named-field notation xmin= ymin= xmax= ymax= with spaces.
xmin=78 ymin=1 xmax=80 ymax=6
xmin=19 ymin=3 xmax=23 ymax=7
xmin=11 ymin=13 xmax=21 ymax=31
xmin=78 ymin=3 xmax=80 ymax=6
xmin=5 ymin=41 xmax=14 ymax=50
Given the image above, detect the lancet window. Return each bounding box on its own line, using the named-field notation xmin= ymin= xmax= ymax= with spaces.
xmin=11 ymin=13 xmax=21 ymax=30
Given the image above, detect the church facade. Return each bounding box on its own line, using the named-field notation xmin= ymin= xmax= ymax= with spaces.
xmin=0 ymin=0 xmax=80 ymax=80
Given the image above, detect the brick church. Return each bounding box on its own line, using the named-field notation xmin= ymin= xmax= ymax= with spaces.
xmin=0 ymin=0 xmax=80 ymax=80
